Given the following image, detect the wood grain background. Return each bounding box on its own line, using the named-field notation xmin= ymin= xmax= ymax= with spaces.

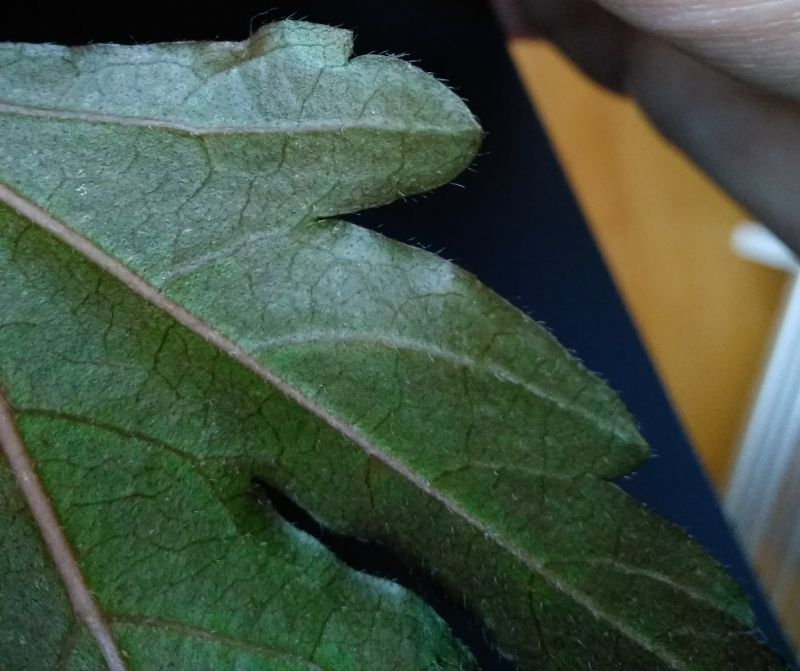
xmin=507 ymin=39 xmax=788 ymax=490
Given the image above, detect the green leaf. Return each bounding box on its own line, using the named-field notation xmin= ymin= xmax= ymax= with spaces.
xmin=0 ymin=20 xmax=787 ymax=670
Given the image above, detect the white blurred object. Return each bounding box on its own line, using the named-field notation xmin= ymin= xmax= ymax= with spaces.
xmin=731 ymin=222 xmax=799 ymax=273
xmin=726 ymin=221 xmax=800 ymax=642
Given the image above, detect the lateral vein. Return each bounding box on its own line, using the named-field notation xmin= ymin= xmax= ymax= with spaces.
xmin=0 ymin=392 xmax=128 ymax=671
xmin=0 ymin=181 xmax=680 ymax=668
xmin=253 ymin=331 xmax=630 ymax=441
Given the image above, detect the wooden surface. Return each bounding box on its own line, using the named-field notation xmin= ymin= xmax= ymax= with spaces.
xmin=507 ymin=39 xmax=787 ymax=489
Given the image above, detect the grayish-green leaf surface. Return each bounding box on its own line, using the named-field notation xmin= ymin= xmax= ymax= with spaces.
xmin=0 ymin=21 xmax=787 ymax=670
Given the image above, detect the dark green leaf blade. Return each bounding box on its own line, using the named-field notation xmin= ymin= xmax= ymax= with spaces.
xmin=0 ymin=205 xmax=476 ymax=670
xmin=0 ymin=21 xmax=789 ymax=670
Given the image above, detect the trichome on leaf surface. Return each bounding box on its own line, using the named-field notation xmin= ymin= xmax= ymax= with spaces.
xmin=0 ymin=19 xmax=790 ymax=671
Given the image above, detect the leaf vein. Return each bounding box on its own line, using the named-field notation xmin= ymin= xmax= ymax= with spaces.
xmin=111 ymin=614 xmax=333 ymax=671
xmin=0 ymin=180 xmax=683 ymax=669
xmin=252 ymin=331 xmax=629 ymax=442
xmin=0 ymin=101 xmax=473 ymax=137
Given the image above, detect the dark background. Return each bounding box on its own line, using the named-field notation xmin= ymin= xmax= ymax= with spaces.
xmin=1 ymin=1 xmax=795 ymax=667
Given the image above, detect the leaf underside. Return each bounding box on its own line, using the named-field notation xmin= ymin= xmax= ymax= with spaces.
xmin=0 ymin=20 xmax=788 ymax=671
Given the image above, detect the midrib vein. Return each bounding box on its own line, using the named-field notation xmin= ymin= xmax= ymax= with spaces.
xmin=0 ymin=101 xmax=471 ymax=137
xmin=0 ymin=182 xmax=683 ymax=669
xmin=0 ymin=393 xmax=128 ymax=671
